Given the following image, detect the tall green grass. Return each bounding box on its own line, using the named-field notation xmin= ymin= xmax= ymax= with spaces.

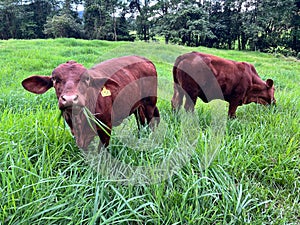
xmin=0 ymin=38 xmax=299 ymax=224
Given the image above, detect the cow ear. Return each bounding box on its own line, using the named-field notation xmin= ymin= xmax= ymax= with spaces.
xmin=266 ymin=79 xmax=274 ymax=88
xmin=22 ymin=75 xmax=53 ymax=94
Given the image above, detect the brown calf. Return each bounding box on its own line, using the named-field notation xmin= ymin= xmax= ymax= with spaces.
xmin=22 ymin=56 xmax=160 ymax=149
xmin=171 ymin=52 xmax=276 ymax=118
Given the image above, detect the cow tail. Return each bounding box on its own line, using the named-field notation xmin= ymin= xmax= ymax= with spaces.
xmin=173 ymin=56 xmax=182 ymax=84
xmin=173 ymin=66 xmax=178 ymax=84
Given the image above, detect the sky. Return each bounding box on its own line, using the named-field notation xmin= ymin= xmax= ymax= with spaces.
xmin=75 ymin=4 xmax=84 ymax=11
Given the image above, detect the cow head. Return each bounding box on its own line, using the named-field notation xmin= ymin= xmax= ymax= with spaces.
xmin=22 ymin=61 xmax=118 ymax=109
xmin=22 ymin=60 xmax=119 ymax=148
xmin=244 ymin=79 xmax=276 ymax=105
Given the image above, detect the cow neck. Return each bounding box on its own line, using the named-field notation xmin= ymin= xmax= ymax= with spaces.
xmin=251 ymin=74 xmax=265 ymax=86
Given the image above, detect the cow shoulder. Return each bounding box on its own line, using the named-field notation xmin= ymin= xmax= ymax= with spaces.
xmin=233 ymin=62 xmax=253 ymax=89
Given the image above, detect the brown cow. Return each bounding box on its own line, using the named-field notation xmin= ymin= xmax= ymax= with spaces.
xmin=22 ymin=56 xmax=160 ymax=149
xmin=171 ymin=52 xmax=276 ymax=118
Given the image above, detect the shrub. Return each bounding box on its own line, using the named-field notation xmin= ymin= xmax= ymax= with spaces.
xmin=267 ymin=46 xmax=296 ymax=57
xmin=44 ymin=14 xmax=83 ymax=38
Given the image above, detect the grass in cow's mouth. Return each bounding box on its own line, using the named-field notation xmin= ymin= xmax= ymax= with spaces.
xmin=0 ymin=39 xmax=299 ymax=224
xmin=82 ymin=107 xmax=111 ymax=136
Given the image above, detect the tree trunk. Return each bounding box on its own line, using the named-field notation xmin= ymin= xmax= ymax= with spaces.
xmin=165 ymin=34 xmax=169 ymax=44
xmin=241 ymin=31 xmax=247 ymax=50
xmin=113 ymin=15 xmax=117 ymax=41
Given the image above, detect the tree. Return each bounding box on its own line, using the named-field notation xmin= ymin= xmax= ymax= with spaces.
xmin=0 ymin=0 xmax=298 ymax=56
xmin=44 ymin=14 xmax=83 ymax=38
xmin=42 ymin=0 xmax=83 ymax=38
xmin=0 ymin=0 xmax=74 ymax=39
xmin=243 ymin=0 xmax=295 ymax=51
xmin=84 ymin=0 xmax=112 ymax=39
xmin=84 ymin=0 xmax=131 ymax=41
xmin=206 ymin=0 xmax=229 ymax=48
xmin=22 ymin=1 xmax=53 ymax=39
xmin=152 ymin=0 xmax=181 ymax=44
xmin=154 ymin=0 xmax=213 ymax=46
xmin=129 ymin=0 xmax=154 ymax=41
xmin=0 ymin=0 xmax=22 ymax=39
xmin=204 ymin=0 xmax=244 ymax=49
xmin=116 ymin=14 xmax=135 ymax=41
xmin=289 ymin=0 xmax=300 ymax=53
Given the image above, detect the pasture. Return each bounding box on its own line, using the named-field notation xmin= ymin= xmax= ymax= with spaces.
xmin=0 ymin=38 xmax=299 ymax=224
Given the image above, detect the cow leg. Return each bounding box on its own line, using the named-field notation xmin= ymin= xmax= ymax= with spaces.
xmin=97 ymin=128 xmax=111 ymax=147
xmin=184 ymin=92 xmax=197 ymax=112
xmin=134 ymin=107 xmax=146 ymax=130
xmin=141 ymin=96 xmax=159 ymax=129
xmin=171 ymin=84 xmax=184 ymax=110
xmin=228 ymin=101 xmax=240 ymax=118
xmin=144 ymin=105 xmax=160 ymax=129
xmin=152 ymin=106 xmax=160 ymax=127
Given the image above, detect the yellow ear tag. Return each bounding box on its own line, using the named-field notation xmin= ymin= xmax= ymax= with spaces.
xmin=101 ymin=86 xmax=111 ymax=97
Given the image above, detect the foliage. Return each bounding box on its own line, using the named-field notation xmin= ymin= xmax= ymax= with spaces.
xmin=244 ymin=0 xmax=296 ymax=52
xmin=0 ymin=0 xmax=53 ymax=39
xmin=0 ymin=0 xmax=299 ymax=53
xmin=83 ymin=0 xmax=132 ymax=41
xmin=0 ymin=39 xmax=299 ymax=224
xmin=154 ymin=0 xmax=298 ymax=53
xmin=267 ymin=46 xmax=297 ymax=58
xmin=44 ymin=14 xmax=83 ymax=38
xmin=154 ymin=1 xmax=214 ymax=46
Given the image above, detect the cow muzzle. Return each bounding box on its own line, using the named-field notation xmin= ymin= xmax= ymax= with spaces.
xmin=59 ymin=94 xmax=79 ymax=109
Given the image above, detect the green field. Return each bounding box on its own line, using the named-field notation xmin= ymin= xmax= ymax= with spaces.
xmin=0 ymin=38 xmax=299 ymax=224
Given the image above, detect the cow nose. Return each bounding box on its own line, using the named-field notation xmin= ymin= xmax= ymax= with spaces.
xmin=61 ymin=94 xmax=79 ymax=106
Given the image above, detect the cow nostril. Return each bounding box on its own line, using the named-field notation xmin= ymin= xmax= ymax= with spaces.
xmin=73 ymin=95 xmax=79 ymax=104
xmin=61 ymin=95 xmax=79 ymax=105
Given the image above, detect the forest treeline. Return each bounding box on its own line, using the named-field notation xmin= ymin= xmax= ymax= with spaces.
xmin=0 ymin=0 xmax=299 ymax=56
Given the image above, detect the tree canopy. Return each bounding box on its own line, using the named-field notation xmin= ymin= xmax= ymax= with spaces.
xmin=0 ymin=0 xmax=299 ymax=56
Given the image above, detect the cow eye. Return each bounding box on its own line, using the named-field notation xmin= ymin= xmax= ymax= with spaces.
xmin=52 ymin=77 xmax=61 ymax=84
xmin=82 ymin=74 xmax=90 ymax=84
